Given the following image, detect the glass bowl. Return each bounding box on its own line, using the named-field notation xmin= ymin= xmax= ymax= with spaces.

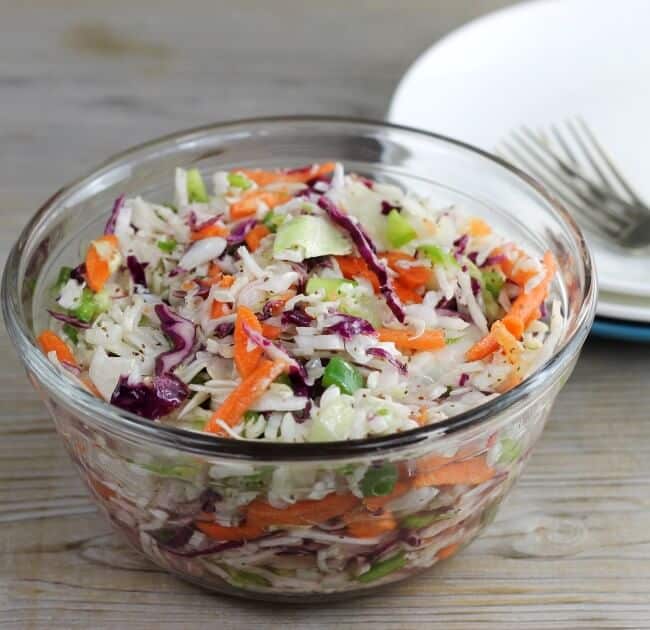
xmin=1 ymin=117 xmax=596 ymax=601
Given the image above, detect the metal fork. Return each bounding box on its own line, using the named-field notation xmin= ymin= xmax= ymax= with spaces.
xmin=499 ymin=118 xmax=650 ymax=251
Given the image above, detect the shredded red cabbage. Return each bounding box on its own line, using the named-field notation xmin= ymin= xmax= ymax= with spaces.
xmin=242 ymin=322 xmax=304 ymax=376
xmin=470 ymin=277 xmax=481 ymax=296
xmin=154 ymin=304 xmax=196 ymax=376
xmin=381 ymin=201 xmax=400 ymax=215
xmin=318 ymin=196 xmax=405 ymax=322
xmin=111 ymin=374 xmax=189 ymax=420
xmin=483 ymin=253 xmax=507 ymax=267
xmin=540 ymin=300 xmax=548 ymax=319
xmin=459 ymin=373 xmax=470 ymax=386
xmin=126 ymin=255 xmax=147 ymax=288
xmin=188 ymin=211 xmax=223 ymax=232
xmin=227 ymin=218 xmax=257 ymax=245
xmin=214 ymin=321 xmax=235 ymax=338
xmin=258 ymin=299 xmax=283 ymax=321
xmin=281 ymin=305 xmax=313 ymax=327
xmin=324 ymin=314 xmax=376 ymax=340
xmin=436 ymin=296 xmax=457 ymax=310
xmin=436 ymin=308 xmax=472 ymax=323
xmin=104 ymin=194 xmax=125 ymax=235
xmin=453 ymin=234 xmax=469 ymax=254
xmin=467 ymin=251 xmax=479 ymax=264
xmin=70 ymin=263 xmax=86 ymax=283
xmin=47 ymin=310 xmax=91 ymax=329
xmin=366 ymin=347 xmax=408 ymax=375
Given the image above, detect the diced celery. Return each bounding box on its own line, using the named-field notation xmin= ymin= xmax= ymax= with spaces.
xmin=186 ymin=168 xmax=209 ymax=203
xmin=157 ymin=238 xmax=177 ymax=253
xmin=322 ymin=357 xmax=364 ymax=395
xmin=357 ymin=551 xmax=406 ymax=583
xmin=223 ymin=566 xmax=271 ymax=588
xmin=445 ymin=336 xmax=462 ymax=345
xmin=386 ymin=209 xmax=417 ymax=248
xmin=400 ymin=511 xmax=450 ymax=529
xmin=53 ymin=266 xmax=72 ymax=292
xmin=72 ymin=288 xmax=97 ymax=322
xmin=419 ymin=244 xmax=459 ymax=268
xmin=273 ymin=215 xmax=352 ymax=261
xmin=483 ymin=269 xmax=505 ymax=299
xmin=227 ymin=172 xmax=253 ymax=191
xmin=306 ymin=277 xmax=355 ymax=300
xmin=360 ymin=463 xmax=398 ymax=497
xmin=62 ymin=323 xmax=78 ymax=344
xmin=262 ymin=210 xmax=285 ymax=233
xmin=498 ymin=437 xmax=522 ymax=465
xmin=482 ymin=288 xmax=501 ymax=321
xmin=94 ymin=290 xmax=111 ymax=314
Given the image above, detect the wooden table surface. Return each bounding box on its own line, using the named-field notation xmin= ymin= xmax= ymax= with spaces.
xmin=1 ymin=1 xmax=649 ymax=628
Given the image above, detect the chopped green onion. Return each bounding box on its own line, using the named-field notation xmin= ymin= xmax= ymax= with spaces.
xmin=483 ymin=269 xmax=505 ymax=299
xmin=62 ymin=323 xmax=78 ymax=344
xmin=419 ymin=244 xmax=459 ymax=268
xmin=306 ymin=277 xmax=356 ymax=300
xmin=360 ymin=462 xmax=398 ymax=497
xmin=157 ymin=238 xmax=177 ymax=254
xmin=186 ymin=168 xmax=209 ymax=203
xmin=445 ymin=336 xmax=462 ymax=345
xmin=227 ymin=172 xmax=253 ymax=191
xmin=386 ymin=209 xmax=417 ymax=248
xmin=357 ymin=551 xmax=406 ymax=583
xmin=322 ymin=357 xmax=364 ymax=395
xmin=498 ymin=437 xmax=522 ymax=465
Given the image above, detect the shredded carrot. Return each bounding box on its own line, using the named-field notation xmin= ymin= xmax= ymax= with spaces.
xmin=219 ymin=275 xmax=235 ymax=288
xmin=495 ymin=369 xmax=523 ymax=393
xmin=437 ymin=542 xmax=461 ymax=561
xmin=80 ymin=376 xmax=102 ymax=398
xmin=466 ymin=251 xmax=556 ymax=362
xmin=344 ymin=510 xmax=398 ymax=538
xmin=363 ymin=480 xmax=411 ymax=511
xmin=393 ymin=280 xmax=423 ymax=304
xmin=246 ymin=492 xmax=358 ymax=527
xmin=230 ymin=190 xmax=291 ymax=220
xmin=261 ymin=323 xmax=282 ymax=339
xmin=87 ymin=475 xmax=115 ymax=502
xmin=465 ymin=335 xmax=500 ymax=362
xmin=85 ymin=234 xmax=118 ymax=292
xmin=491 ymin=245 xmax=538 ymax=287
xmin=37 ymin=330 xmax=77 ymax=366
xmin=244 ymin=224 xmax=271 ymax=251
xmin=491 ymin=321 xmax=520 ymax=365
xmin=384 ymin=252 xmax=432 ymax=289
xmin=195 ymin=520 xmax=265 ymax=542
xmin=237 ymin=162 xmax=336 ymax=187
xmin=204 ymin=359 xmax=287 ymax=435
xmin=234 ymin=305 xmax=263 ymax=377
xmin=210 ymin=300 xmax=229 ymax=319
xmin=468 ymin=218 xmax=492 ymax=237
xmin=414 ymin=456 xmax=494 ymax=488
xmin=378 ymin=328 xmax=445 ymax=352
xmin=335 ymin=255 xmax=380 ymax=291
xmin=190 ymin=223 xmax=228 ymax=241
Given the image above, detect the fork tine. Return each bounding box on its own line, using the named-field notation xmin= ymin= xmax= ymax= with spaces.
xmin=518 ymin=127 xmax=637 ymax=220
xmin=500 ymin=140 xmax=621 ymax=239
xmin=565 ymin=118 xmax=618 ymax=193
xmin=510 ymin=131 xmax=628 ymax=227
xmin=575 ymin=116 xmax=644 ymax=204
xmin=551 ymin=124 xmax=579 ymax=165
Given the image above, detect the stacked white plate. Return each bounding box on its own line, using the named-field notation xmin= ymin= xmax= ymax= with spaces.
xmin=388 ymin=0 xmax=650 ymax=341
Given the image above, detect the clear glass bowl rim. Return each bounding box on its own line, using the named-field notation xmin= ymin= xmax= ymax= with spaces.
xmin=2 ymin=115 xmax=597 ymax=461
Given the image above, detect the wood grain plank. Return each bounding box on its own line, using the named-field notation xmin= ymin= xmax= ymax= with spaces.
xmin=1 ymin=0 xmax=649 ymax=628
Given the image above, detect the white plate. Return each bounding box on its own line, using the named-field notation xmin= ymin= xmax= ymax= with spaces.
xmin=598 ymin=290 xmax=650 ymax=323
xmin=388 ymin=0 xmax=650 ymax=306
